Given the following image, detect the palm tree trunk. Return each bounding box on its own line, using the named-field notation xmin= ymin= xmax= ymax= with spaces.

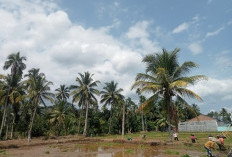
xmin=5 ymin=119 xmax=9 ymax=140
xmin=108 ymin=105 xmax=112 ymax=134
xmin=77 ymin=106 xmax=83 ymax=135
xmin=10 ymin=114 xmax=15 ymax=139
xmin=5 ymin=108 xmax=10 ymax=140
xmin=28 ymin=106 xmax=37 ymax=143
xmin=83 ymin=102 xmax=89 ymax=137
xmin=144 ymin=115 xmax=147 ymax=132
xmin=0 ymin=99 xmax=8 ymax=138
xmin=78 ymin=115 xmax=81 ymax=134
xmin=122 ymin=102 xmax=125 ymax=138
xmin=127 ymin=112 xmax=130 ymax=133
xmin=141 ymin=111 xmax=145 ymax=131
xmin=167 ymin=96 xmax=172 ymax=141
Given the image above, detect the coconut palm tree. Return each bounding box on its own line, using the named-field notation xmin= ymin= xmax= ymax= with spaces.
xmin=0 ymin=74 xmax=25 ymax=138
xmin=3 ymin=52 xmax=26 ymax=77
xmin=100 ymin=81 xmax=124 ymax=134
xmin=0 ymin=52 xmax=26 ymax=139
xmin=70 ymin=72 xmax=100 ymax=136
xmin=55 ymin=84 xmax=70 ymax=101
xmin=132 ymin=48 xmax=206 ymax=141
xmin=24 ymin=68 xmax=54 ymax=142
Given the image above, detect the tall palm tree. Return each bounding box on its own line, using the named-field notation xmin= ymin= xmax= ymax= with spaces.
xmin=132 ymin=48 xmax=206 ymax=141
xmin=100 ymin=81 xmax=124 ymax=134
xmin=0 ymin=52 xmax=26 ymax=139
xmin=0 ymin=74 xmax=25 ymax=138
xmin=24 ymin=68 xmax=54 ymax=142
xmin=55 ymin=84 xmax=70 ymax=101
xmin=70 ymin=72 xmax=100 ymax=136
xmin=3 ymin=52 xmax=26 ymax=77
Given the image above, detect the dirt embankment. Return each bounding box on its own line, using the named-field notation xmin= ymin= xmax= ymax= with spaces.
xmin=0 ymin=135 xmax=173 ymax=149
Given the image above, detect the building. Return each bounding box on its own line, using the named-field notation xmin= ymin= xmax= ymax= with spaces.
xmin=178 ymin=115 xmax=218 ymax=132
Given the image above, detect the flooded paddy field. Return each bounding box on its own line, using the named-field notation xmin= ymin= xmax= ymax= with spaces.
xmin=1 ymin=141 xmax=226 ymax=157
xmin=0 ymin=135 xmax=230 ymax=157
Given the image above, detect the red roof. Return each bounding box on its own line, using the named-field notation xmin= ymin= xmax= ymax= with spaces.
xmin=187 ymin=115 xmax=216 ymax=122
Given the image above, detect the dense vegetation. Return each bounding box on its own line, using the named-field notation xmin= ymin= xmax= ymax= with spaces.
xmin=0 ymin=49 xmax=230 ymax=142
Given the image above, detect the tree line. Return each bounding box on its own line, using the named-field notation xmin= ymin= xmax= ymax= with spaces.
xmin=0 ymin=48 xmax=221 ymax=142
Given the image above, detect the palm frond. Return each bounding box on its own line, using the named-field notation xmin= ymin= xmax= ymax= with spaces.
xmin=176 ymin=88 xmax=203 ymax=101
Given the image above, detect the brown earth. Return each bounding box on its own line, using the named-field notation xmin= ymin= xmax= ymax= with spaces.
xmin=0 ymin=135 xmax=229 ymax=157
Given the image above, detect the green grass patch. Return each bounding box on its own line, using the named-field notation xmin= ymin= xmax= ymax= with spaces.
xmin=165 ymin=150 xmax=179 ymax=155
xmin=45 ymin=150 xmax=50 ymax=154
xmin=181 ymin=154 xmax=190 ymax=157
xmin=49 ymin=145 xmax=56 ymax=148
xmin=137 ymin=144 xmax=147 ymax=150
xmin=62 ymin=149 xmax=68 ymax=152
xmin=125 ymin=148 xmax=133 ymax=153
xmin=0 ymin=149 xmax=6 ymax=155
xmin=74 ymin=144 xmax=82 ymax=148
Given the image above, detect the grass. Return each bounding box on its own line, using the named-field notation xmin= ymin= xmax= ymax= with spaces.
xmin=99 ymin=131 xmax=232 ymax=145
xmin=165 ymin=150 xmax=179 ymax=155
xmin=96 ymin=131 xmax=231 ymax=157
xmin=125 ymin=148 xmax=133 ymax=153
xmin=0 ymin=149 xmax=6 ymax=155
xmin=45 ymin=150 xmax=50 ymax=154
xmin=62 ymin=149 xmax=68 ymax=152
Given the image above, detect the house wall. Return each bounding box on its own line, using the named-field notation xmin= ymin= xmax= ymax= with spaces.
xmin=178 ymin=120 xmax=218 ymax=132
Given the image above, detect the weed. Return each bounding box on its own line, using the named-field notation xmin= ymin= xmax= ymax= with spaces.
xmin=165 ymin=150 xmax=179 ymax=155
xmin=0 ymin=149 xmax=6 ymax=155
xmin=45 ymin=150 xmax=50 ymax=154
xmin=125 ymin=149 xmax=133 ymax=153
xmin=62 ymin=149 xmax=68 ymax=152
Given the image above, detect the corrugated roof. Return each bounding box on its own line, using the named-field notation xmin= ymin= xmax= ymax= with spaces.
xmin=187 ymin=115 xmax=216 ymax=122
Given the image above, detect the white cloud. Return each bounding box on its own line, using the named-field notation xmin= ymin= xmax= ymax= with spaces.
xmin=126 ymin=21 xmax=160 ymax=54
xmin=188 ymin=43 xmax=203 ymax=54
xmin=172 ymin=22 xmax=189 ymax=34
xmin=126 ymin=21 xmax=150 ymax=39
xmin=0 ymin=0 xmax=143 ymax=98
xmin=206 ymin=27 xmax=224 ymax=38
xmin=186 ymin=77 xmax=232 ymax=113
xmin=189 ymin=77 xmax=232 ymax=100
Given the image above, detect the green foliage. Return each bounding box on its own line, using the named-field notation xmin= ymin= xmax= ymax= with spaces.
xmin=0 ymin=149 xmax=6 ymax=155
xmin=32 ymin=114 xmax=49 ymax=137
xmin=181 ymin=154 xmax=190 ymax=157
xmin=125 ymin=149 xmax=133 ymax=153
xmin=45 ymin=150 xmax=50 ymax=154
xmin=132 ymin=48 xmax=206 ymax=140
xmin=0 ymin=50 xmax=220 ymax=142
xmin=165 ymin=150 xmax=179 ymax=155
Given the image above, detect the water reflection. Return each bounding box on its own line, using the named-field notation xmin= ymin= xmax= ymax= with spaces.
xmin=74 ymin=143 xmax=160 ymax=157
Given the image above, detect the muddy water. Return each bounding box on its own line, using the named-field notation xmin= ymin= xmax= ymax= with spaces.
xmin=4 ymin=142 xmax=207 ymax=157
xmin=73 ymin=143 xmax=161 ymax=157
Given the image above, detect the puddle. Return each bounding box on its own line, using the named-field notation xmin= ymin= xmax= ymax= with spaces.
xmin=5 ymin=142 xmax=216 ymax=157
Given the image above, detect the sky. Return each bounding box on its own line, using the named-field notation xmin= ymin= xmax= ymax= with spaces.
xmin=0 ymin=0 xmax=231 ymax=114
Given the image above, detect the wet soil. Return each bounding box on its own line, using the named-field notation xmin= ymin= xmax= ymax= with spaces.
xmin=0 ymin=136 xmax=229 ymax=157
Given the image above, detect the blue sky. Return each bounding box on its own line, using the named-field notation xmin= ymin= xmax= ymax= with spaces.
xmin=0 ymin=0 xmax=231 ymax=114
